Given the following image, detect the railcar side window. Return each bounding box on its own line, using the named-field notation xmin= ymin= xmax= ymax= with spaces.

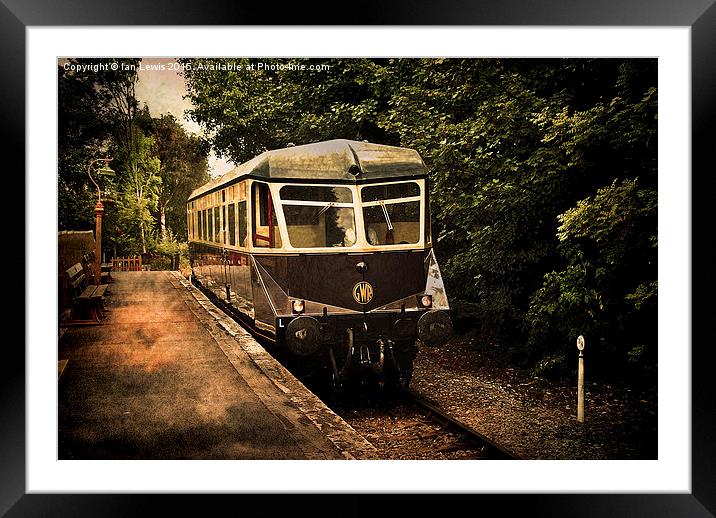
xmin=222 ymin=205 xmax=227 ymax=244
xmin=361 ymin=182 xmax=421 ymax=246
xmin=425 ymin=188 xmax=432 ymax=245
xmin=238 ymin=201 xmax=247 ymax=247
xmin=228 ymin=203 xmax=236 ymax=246
xmin=207 ymin=208 xmax=213 ymax=242
xmin=251 ymin=182 xmax=282 ymax=248
xmin=198 ymin=210 xmax=203 ymax=240
xmin=214 ymin=207 xmax=220 ymax=243
xmin=279 ymin=185 xmax=356 ymax=248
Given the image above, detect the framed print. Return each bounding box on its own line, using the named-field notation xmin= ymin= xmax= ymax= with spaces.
xmin=5 ymin=0 xmax=712 ymax=515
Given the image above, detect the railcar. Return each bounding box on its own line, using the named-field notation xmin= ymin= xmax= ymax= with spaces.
xmin=187 ymin=139 xmax=452 ymax=388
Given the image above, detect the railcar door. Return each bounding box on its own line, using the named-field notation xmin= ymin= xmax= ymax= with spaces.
xmin=251 ymin=182 xmax=282 ymax=248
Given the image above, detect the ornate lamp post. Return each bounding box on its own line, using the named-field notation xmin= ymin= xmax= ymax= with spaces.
xmin=87 ymin=157 xmax=115 ymax=285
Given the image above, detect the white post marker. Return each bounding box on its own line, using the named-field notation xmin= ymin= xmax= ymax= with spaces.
xmin=577 ymin=335 xmax=585 ymax=423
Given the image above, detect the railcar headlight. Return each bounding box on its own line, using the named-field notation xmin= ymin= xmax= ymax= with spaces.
xmin=292 ymin=299 xmax=305 ymax=314
xmin=419 ymin=294 xmax=433 ymax=308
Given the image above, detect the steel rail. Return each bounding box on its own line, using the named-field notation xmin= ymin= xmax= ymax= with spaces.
xmin=401 ymin=389 xmax=521 ymax=460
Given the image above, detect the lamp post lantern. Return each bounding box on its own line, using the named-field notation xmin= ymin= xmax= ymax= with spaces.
xmin=87 ymin=157 xmax=115 ymax=285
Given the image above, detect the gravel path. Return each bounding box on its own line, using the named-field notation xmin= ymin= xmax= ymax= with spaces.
xmin=410 ymin=337 xmax=657 ymax=459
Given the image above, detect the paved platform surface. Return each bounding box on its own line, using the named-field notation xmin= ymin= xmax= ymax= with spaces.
xmin=58 ymin=270 xmax=375 ymax=460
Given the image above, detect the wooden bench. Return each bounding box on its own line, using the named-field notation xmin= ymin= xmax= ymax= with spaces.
xmin=84 ymin=251 xmax=112 ymax=285
xmin=64 ymin=262 xmax=108 ymax=324
xmin=82 ymin=255 xmax=111 ymax=309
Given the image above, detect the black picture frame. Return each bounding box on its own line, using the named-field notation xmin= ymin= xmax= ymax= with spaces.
xmin=5 ymin=1 xmax=711 ymax=516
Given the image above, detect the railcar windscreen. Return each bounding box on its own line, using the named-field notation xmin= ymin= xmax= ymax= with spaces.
xmin=361 ymin=182 xmax=421 ymax=245
xmin=279 ymin=185 xmax=357 ymax=248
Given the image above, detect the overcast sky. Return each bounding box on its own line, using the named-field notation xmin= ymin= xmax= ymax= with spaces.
xmin=134 ymin=58 xmax=234 ymax=178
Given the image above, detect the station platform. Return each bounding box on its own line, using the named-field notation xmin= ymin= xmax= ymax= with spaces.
xmin=58 ymin=270 xmax=376 ymax=460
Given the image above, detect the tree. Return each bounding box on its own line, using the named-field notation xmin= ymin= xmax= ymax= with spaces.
xmin=181 ymin=58 xmax=395 ymax=164
xmin=109 ymin=131 xmax=161 ymax=254
xmin=101 ymin=59 xmax=141 ymax=152
xmin=58 ymin=59 xmax=115 ymax=231
xmin=525 ymin=61 xmax=657 ymax=376
xmin=149 ymin=114 xmax=209 ymax=240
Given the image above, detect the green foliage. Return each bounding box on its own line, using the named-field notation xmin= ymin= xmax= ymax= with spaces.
xmin=181 ymin=58 xmax=396 ymax=164
xmin=526 ymin=178 xmax=657 ymax=375
xmin=531 ymin=353 xmax=568 ymax=377
xmin=179 ymin=58 xmax=657 ymax=380
xmin=58 ymin=59 xmax=116 ymax=230
xmin=149 ymin=228 xmax=188 ymax=257
xmin=106 ymin=131 xmax=162 ymax=253
xmin=145 ymin=228 xmax=189 ymax=271
xmin=149 ymin=114 xmax=209 ymax=240
xmin=625 ymin=281 xmax=658 ymax=312
xmin=523 ymin=62 xmax=658 ymax=379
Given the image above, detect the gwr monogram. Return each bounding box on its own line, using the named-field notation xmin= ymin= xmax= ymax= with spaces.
xmin=352 ymin=281 xmax=374 ymax=304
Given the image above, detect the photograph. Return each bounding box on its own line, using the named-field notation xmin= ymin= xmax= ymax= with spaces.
xmin=5 ymin=9 xmax=706 ymax=514
xmin=57 ymin=56 xmax=658 ymax=462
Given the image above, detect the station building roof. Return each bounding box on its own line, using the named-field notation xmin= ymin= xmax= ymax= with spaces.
xmin=188 ymin=139 xmax=427 ymax=201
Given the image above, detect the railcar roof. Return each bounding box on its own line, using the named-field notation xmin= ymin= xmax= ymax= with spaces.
xmin=188 ymin=139 xmax=427 ymax=201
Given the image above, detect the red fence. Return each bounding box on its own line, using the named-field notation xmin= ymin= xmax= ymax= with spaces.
xmin=112 ymin=256 xmax=143 ymax=271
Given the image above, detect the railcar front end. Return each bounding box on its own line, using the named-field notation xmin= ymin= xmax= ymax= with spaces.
xmin=187 ymin=139 xmax=452 ymax=388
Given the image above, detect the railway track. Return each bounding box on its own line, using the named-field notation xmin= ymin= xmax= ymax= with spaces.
xmin=400 ymin=389 xmax=519 ymax=460
xmin=320 ymin=381 xmax=520 ymax=460
xmin=329 ymin=390 xmax=520 ymax=460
